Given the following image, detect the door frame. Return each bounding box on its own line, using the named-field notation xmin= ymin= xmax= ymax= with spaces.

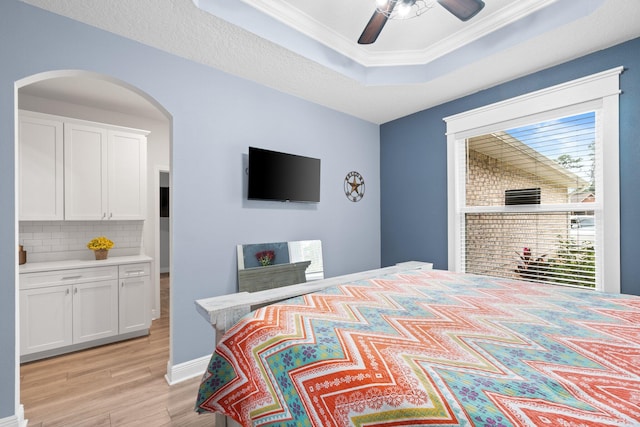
xmin=14 ymin=69 xmax=173 ymax=419
xmin=153 ymin=166 xmax=170 ymax=319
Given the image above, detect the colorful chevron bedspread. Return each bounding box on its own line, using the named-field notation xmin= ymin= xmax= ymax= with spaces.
xmin=196 ymin=269 xmax=640 ymax=426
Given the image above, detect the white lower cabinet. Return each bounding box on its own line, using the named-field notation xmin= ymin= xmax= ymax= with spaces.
xmin=20 ymin=261 xmax=151 ymax=361
xmin=118 ymin=263 xmax=150 ymax=334
xmin=73 ymin=280 xmax=119 ymax=344
xmin=20 ymin=285 xmax=73 ymax=354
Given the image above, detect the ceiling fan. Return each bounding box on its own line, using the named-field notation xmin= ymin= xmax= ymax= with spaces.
xmin=358 ymin=0 xmax=485 ymax=45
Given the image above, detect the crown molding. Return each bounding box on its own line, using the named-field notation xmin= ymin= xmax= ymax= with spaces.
xmin=194 ymin=0 xmax=606 ymax=85
xmin=239 ymin=0 xmax=561 ymax=67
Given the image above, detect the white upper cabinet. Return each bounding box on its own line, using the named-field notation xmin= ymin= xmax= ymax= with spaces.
xmin=64 ymin=122 xmax=109 ymax=220
xmin=19 ymin=111 xmax=148 ymax=221
xmin=107 ymin=130 xmax=147 ymax=220
xmin=65 ymin=123 xmax=148 ymax=221
xmin=19 ymin=114 xmax=64 ymax=220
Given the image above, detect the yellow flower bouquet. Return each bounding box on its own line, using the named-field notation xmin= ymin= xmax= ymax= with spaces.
xmin=87 ymin=236 xmax=114 ymax=250
xmin=87 ymin=236 xmax=114 ymax=260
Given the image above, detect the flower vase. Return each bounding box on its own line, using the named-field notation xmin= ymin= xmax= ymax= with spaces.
xmin=94 ymin=249 xmax=109 ymax=260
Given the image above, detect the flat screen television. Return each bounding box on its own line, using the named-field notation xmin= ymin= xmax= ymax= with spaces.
xmin=248 ymin=147 xmax=321 ymax=203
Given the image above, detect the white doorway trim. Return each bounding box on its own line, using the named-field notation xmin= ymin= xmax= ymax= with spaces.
xmin=153 ymin=166 xmax=170 ymax=319
xmin=14 ymin=69 xmax=173 ymax=420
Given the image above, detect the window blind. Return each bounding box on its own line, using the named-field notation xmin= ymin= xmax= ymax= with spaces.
xmin=460 ymin=111 xmax=600 ymax=288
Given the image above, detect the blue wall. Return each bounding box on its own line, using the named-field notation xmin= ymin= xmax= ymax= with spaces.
xmin=381 ymin=37 xmax=640 ymax=297
xmin=0 ymin=1 xmax=381 ymax=418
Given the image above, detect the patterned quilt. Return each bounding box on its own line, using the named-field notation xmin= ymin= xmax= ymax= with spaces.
xmin=196 ymin=269 xmax=640 ymax=426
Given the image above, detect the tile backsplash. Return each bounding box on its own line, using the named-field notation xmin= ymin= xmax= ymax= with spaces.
xmin=20 ymin=220 xmax=144 ymax=263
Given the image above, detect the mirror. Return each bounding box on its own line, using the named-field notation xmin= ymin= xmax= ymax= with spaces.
xmin=287 ymin=240 xmax=324 ymax=281
xmin=236 ymin=240 xmax=324 ymax=292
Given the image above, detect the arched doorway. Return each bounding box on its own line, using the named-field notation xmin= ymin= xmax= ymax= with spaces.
xmin=15 ymin=70 xmax=173 ymax=421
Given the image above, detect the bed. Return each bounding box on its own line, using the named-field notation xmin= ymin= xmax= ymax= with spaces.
xmin=195 ymin=262 xmax=640 ymax=426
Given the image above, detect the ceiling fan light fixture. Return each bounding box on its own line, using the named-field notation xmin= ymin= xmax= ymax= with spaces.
xmin=375 ymin=0 xmax=432 ymax=20
xmin=397 ymin=0 xmax=417 ymax=17
xmin=359 ymin=0 xmax=483 ymax=45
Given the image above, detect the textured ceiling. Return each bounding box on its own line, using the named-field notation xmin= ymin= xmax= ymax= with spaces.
xmin=17 ymin=0 xmax=640 ymax=124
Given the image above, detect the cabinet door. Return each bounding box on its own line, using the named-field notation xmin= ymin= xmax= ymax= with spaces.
xmin=64 ymin=123 xmax=108 ymax=220
xmin=19 ymin=114 xmax=64 ymax=220
xmin=73 ymin=280 xmax=119 ymax=343
xmin=108 ymin=130 xmax=147 ymax=220
xmin=119 ymin=276 xmax=149 ymax=334
xmin=20 ymin=286 xmax=72 ymax=355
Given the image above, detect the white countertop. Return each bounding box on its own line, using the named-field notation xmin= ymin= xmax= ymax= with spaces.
xmin=19 ymin=255 xmax=153 ymax=274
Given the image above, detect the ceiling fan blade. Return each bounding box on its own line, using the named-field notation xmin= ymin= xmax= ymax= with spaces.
xmin=437 ymin=0 xmax=485 ymax=21
xmin=358 ymin=1 xmax=397 ymax=45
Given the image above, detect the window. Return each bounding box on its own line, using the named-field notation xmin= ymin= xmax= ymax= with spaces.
xmin=463 ymin=112 xmax=597 ymax=287
xmin=445 ymin=68 xmax=622 ymax=293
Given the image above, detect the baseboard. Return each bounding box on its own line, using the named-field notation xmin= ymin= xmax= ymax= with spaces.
xmin=21 ymin=329 xmax=149 ymax=363
xmin=164 ymin=355 xmax=210 ymax=385
xmin=0 ymin=405 xmax=27 ymax=427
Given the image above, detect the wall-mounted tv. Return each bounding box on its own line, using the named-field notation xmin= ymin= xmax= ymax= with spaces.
xmin=248 ymin=147 xmax=321 ymax=203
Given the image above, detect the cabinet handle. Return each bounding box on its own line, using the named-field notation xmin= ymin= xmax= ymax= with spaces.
xmin=109 ymin=213 xmax=113 ymax=219
xmin=102 ymin=213 xmax=106 ymax=219
xmin=66 ymin=288 xmax=70 ymax=295
xmin=62 ymin=275 xmax=82 ymax=280
xmin=125 ymin=270 xmax=144 ymax=275
xmin=121 ymin=281 xmax=125 ymax=288
xmin=74 ymin=287 xmax=78 ymax=294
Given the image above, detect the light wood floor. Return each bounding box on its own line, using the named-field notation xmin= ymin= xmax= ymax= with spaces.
xmin=20 ymin=274 xmax=216 ymax=426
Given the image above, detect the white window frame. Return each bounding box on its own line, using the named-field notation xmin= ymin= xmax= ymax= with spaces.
xmin=444 ymin=67 xmax=622 ymax=293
